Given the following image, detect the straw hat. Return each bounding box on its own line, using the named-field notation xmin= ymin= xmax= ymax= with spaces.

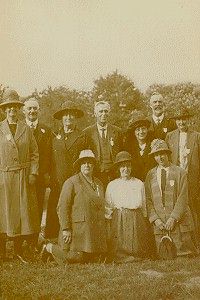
xmin=53 ymin=100 xmax=84 ymax=120
xmin=0 ymin=89 xmax=24 ymax=108
xmin=149 ymin=139 xmax=171 ymax=156
xmin=73 ymin=149 xmax=96 ymax=170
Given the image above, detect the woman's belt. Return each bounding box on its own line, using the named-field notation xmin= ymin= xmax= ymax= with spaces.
xmin=0 ymin=162 xmax=30 ymax=172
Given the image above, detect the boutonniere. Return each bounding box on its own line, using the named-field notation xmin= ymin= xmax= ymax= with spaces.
xmin=169 ymin=180 xmax=175 ymax=187
xmin=56 ymin=134 xmax=62 ymax=140
xmin=110 ymin=137 xmax=114 ymax=147
xmin=185 ymin=148 xmax=190 ymax=155
xmin=41 ymin=128 xmax=45 ymax=134
xmin=163 ymin=127 xmax=168 ymax=133
xmin=6 ymin=134 xmax=12 ymax=141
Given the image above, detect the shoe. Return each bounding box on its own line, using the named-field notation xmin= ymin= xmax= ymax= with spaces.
xmin=14 ymin=254 xmax=29 ymax=264
xmin=39 ymin=244 xmax=53 ymax=263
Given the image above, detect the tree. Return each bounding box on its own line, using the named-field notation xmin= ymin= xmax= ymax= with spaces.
xmin=90 ymin=70 xmax=145 ymax=129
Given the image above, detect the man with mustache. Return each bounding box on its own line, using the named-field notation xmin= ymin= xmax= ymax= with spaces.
xmin=148 ymin=93 xmax=176 ymax=140
xmin=23 ymin=99 xmax=52 ymax=241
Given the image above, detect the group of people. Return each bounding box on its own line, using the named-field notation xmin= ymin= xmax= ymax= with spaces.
xmin=0 ymin=89 xmax=199 ymax=264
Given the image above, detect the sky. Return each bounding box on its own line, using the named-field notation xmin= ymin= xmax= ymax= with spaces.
xmin=0 ymin=0 xmax=200 ymax=96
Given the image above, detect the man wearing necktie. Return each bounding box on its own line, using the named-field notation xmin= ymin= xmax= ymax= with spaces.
xmin=82 ymin=101 xmax=123 ymax=187
xmin=145 ymin=139 xmax=196 ymax=257
xmin=148 ymin=93 xmax=176 ymax=140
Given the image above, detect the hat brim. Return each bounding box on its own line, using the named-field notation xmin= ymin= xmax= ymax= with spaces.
xmin=113 ymin=158 xmax=133 ymax=168
xmin=53 ymin=108 xmax=84 ymax=120
xmin=149 ymin=149 xmax=172 ymax=156
xmin=129 ymin=119 xmax=151 ymax=130
xmin=0 ymin=101 xmax=24 ymax=108
xmin=73 ymin=156 xmax=96 ymax=170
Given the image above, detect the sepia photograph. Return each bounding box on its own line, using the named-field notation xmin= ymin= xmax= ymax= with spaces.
xmin=0 ymin=0 xmax=200 ymax=299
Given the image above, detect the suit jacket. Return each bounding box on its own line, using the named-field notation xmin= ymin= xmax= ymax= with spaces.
xmin=51 ymin=127 xmax=84 ymax=188
xmin=148 ymin=115 xmax=176 ymax=140
xmin=145 ymin=164 xmax=194 ymax=235
xmin=166 ymin=129 xmax=200 ymax=211
xmin=33 ymin=123 xmax=51 ymax=181
xmin=82 ymin=123 xmax=123 ymax=168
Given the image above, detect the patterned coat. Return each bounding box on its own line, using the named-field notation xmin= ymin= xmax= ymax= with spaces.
xmin=0 ymin=120 xmax=40 ymax=237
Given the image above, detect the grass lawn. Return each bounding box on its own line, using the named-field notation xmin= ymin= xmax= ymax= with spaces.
xmin=1 ymin=256 xmax=200 ymax=299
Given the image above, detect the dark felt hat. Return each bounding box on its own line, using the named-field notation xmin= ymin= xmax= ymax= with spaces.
xmin=113 ymin=151 xmax=132 ymax=167
xmin=129 ymin=112 xmax=151 ymax=130
xmin=53 ymin=100 xmax=84 ymax=120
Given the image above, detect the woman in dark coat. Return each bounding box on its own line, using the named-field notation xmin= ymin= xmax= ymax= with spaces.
xmin=41 ymin=150 xmax=107 ymax=264
xmin=124 ymin=113 xmax=155 ymax=182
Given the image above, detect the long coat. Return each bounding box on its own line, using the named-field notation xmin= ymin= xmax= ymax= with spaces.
xmin=0 ymin=120 xmax=40 ymax=237
xmin=166 ymin=129 xmax=200 ymax=213
xmin=45 ymin=127 xmax=84 ymax=238
xmin=57 ymin=173 xmax=107 ymax=253
xmin=145 ymin=164 xmax=195 ymax=255
xmin=148 ymin=115 xmax=176 ymax=140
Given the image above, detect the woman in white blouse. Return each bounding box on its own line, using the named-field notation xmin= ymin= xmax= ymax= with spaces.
xmin=105 ymin=151 xmax=154 ymax=262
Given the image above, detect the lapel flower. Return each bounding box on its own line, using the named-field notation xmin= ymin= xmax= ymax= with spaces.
xmin=163 ymin=127 xmax=168 ymax=133
xmin=56 ymin=134 xmax=62 ymax=140
xmin=110 ymin=137 xmax=114 ymax=147
xmin=41 ymin=128 xmax=45 ymax=133
xmin=169 ymin=180 xmax=174 ymax=187
xmin=6 ymin=134 xmax=12 ymax=141
xmin=185 ymin=148 xmax=190 ymax=155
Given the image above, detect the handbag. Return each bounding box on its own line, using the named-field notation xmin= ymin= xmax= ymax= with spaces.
xmin=158 ymin=231 xmax=177 ymax=260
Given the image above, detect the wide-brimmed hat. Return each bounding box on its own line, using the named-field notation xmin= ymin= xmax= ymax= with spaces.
xmin=73 ymin=149 xmax=96 ymax=170
xmin=170 ymin=107 xmax=194 ymax=120
xmin=53 ymin=100 xmax=84 ymax=120
xmin=129 ymin=113 xmax=151 ymax=130
xmin=149 ymin=139 xmax=171 ymax=156
xmin=0 ymin=89 xmax=24 ymax=109
xmin=113 ymin=151 xmax=132 ymax=167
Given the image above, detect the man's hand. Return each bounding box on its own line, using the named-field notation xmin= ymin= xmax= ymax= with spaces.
xmin=29 ymin=174 xmax=36 ymax=185
xmin=165 ymin=217 xmax=176 ymax=231
xmin=154 ymin=219 xmax=165 ymax=230
xmin=62 ymin=230 xmax=72 ymax=244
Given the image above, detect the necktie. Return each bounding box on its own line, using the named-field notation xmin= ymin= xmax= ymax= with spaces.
xmin=156 ymin=118 xmax=160 ymax=125
xmin=101 ymin=128 xmax=106 ymax=140
xmin=161 ymin=168 xmax=166 ymax=206
xmin=30 ymin=123 xmax=35 ymax=129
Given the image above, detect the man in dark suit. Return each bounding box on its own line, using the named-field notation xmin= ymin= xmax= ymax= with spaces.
xmin=45 ymin=101 xmax=84 ymax=238
xmin=82 ymin=101 xmax=123 ymax=187
xmin=23 ymin=99 xmax=51 ymax=226
xmin=148 ymin=93 xmax=176 ymax=140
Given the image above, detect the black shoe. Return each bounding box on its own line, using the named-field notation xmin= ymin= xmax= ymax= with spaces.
xmin=40 ymin=244 xmax=53 ymax=263
xmin=14 ymin=254 xmax=29 ymax=264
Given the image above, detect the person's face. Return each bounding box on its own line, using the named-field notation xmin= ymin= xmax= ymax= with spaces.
xmin=80 ymin=159 xmax=94 ymax=176
xmin=62 ymin=113 xmax=76 ymax=128
xmin=95 ymin=104 xmax=110 ymax=126
xmin=150 ymin=95 xmax=164 ymax=117
xmin=119 ymin=161 xmax=132 ymax=179
xmin=23 ymin=101 xmax=39 ymax=121
xmin=154 ymin=151 xmax=170 ymax=167
xmin=175 ymin=117 xmax=189 ymax=132
xmin=135 ymin=126 xmax=148 ymax=142
xmin=5 ymin=104 xmax=19 ymax=120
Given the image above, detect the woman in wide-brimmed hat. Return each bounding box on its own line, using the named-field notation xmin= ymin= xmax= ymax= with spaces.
xmin=105 ymin=151 xmax=155 ymax=262
xmin=41 ymin=149 xmax=107 ymax=264
xmin=0 ymin=90 xmax=40 ymax=263
xmin=45 ymin=100 xmax=84 ymax=239
xmin=124 ymin=112 xmax=155 ymax=181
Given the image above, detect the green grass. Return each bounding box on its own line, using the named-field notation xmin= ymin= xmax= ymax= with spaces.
xmin=2 ymin=257 xmax=200 ymax=299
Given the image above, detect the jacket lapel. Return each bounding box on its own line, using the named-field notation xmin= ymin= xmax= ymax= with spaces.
xmin=63 ymin=128 xmax=81 ymax=151
xmin=187 ymin=130 xmax=195 ymax=167
xmin=92 ymin=125 xmax=101 ymax=159
xmin=171 ymin=130 xmax=179 ymax=164
xmin=0 ymin=120 xmax=17 ymax=147
xmin=15 ymin=121 xmax=26 ymax=142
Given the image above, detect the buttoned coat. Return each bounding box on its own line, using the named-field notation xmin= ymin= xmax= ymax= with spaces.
xmin=45 ymin=127 xmax=84 ymax=238
xmin=145 ymin=164 xmax=194 ymax=235
xmin=165 ymin=129 xmax=200 ymax=212
xmin=0 ymin=120 xmax=40 ymax=237
xmin=148 ymin=115 xmax=176 ymax=140
xmin=82 ymin=123 xmax=123 ymax=169
xmin=57 ymin=173 xmax=107 ymax=253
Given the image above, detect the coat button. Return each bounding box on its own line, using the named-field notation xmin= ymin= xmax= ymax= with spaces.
xmin=14 ymin=158 xmax=18 ymax=162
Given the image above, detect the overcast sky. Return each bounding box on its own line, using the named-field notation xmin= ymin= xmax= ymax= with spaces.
xmin=1 ymin=0 xmax=200 ymax=96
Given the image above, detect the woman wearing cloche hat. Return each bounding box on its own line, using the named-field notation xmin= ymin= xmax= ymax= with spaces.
xmin=41 ymin=149 xmax=107 ymax=264
xmin=105 ymin=151 xmax=155 ymax=262
xmin=145 ymin=139 xmax=197 ymax=258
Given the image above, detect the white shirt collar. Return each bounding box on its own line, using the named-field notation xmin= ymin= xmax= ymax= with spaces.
xmin=64 ymin=127 xmax=74 ymax=134
xmin=26 ymin=119 xmax=38 ymax=128
xmin=97 ymin=123 xmax=108 ymax=137
xmin=152 ymin=113 xmax=164 ymax=124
